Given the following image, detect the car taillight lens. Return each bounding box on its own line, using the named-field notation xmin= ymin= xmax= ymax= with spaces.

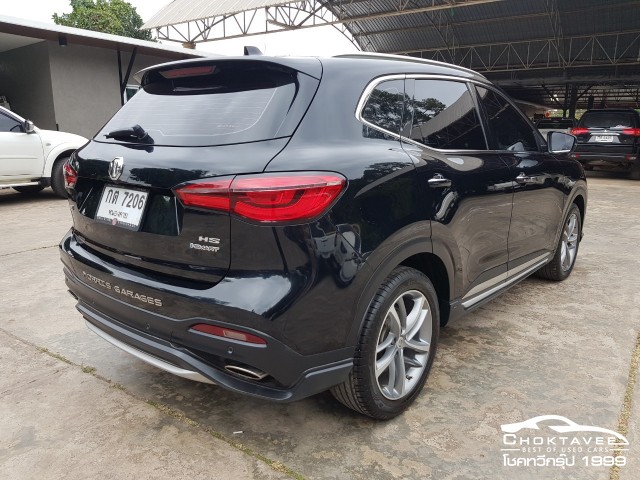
xmin=622 ymin=128 xmax=640 ymax=136
xmin=63 ymin=161 xmax=77 ymax=189
xmin=174 ymin=172 xmax=346 ymax=223
xmin=571 ymin=128 xmax=589 ymax=135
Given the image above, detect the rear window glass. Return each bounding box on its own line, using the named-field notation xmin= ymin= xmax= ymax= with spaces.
xmin=97 ymin=62 xmax=312 ymax=147
xmin=536 ymin=119 xmax=574 ymax=128
xmin=580 ymin=112 xmax=635 ymax=129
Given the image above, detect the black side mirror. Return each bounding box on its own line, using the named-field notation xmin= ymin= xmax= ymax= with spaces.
xmin=24 ymin=120 xmax=35 ymax=133
xmin=548 ymin=131 xmax=575 ymax=154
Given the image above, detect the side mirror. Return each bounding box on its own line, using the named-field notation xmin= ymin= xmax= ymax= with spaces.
xmin=548 ymin=131 xmax=575 ymax=154
xmin=24 ymin=120 xmax=35 ymax=133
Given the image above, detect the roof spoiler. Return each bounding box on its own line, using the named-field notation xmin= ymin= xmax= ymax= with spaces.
xmin=244 ymin=46 xmax=263 ymax=56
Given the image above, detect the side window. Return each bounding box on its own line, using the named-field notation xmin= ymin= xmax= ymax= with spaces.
xmin=409 ymin=80 xmax=486 ymax=150
xmin=475 ymin=87 xmax=538 ymax=152
xmin=0 ymin=113 xmax=23 ymax=133
xmin=361 ymin=79 xmax=406 ymax=137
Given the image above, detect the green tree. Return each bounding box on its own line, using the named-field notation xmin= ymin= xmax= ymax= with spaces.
xmin=53 ymin=0 xmax=153 ymax=41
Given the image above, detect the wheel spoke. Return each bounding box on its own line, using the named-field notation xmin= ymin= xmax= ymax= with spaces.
xmin=376 ymin=332 xmax=395 ymax=354
xmin=560 ymin=242 xmax=567 ymax=266
xmin=567 ymin=215 xmax=576 ymax=236
xmin=395 ymin=297 xmax=408 ymax=330
xmin=375 ymin=348 xmax=396 ymax=377
xmin=386 ymin=308 xmax=402 ymax=337
xmin=405 ymin=295 xmax=426 ymax=337
xmin=405 ymin=338 xmax=430 ymax=353
xmin=393 ymin=350 xmax=406 ymax=397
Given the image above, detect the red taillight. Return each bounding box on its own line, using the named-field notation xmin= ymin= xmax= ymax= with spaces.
xmin=159 ymin=65 xmax=215 ymax=78
xmin=63 ymin=161 xmax=77 ymax=189
xmin=622 ymin=128 xmax=640 ymax=136
xmin=571 ymin=128 xmax=589 ymax=135
xmin=174 ymin=179 xmax=232 ymax=211
xmin=174 ymin=173 xmax=346 ymax=223
xmin=191 ymin=324 xmax=267 ymax=345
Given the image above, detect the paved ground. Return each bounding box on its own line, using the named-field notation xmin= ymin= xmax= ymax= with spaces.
xmin=0 ymin=174 xmax=638 ymax=480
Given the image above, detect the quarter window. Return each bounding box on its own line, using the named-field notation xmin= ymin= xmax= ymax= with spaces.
xmin=361 ymin=79 xmax=407 ymax=136
xmin=0 ymin=112 xmax=23 ymax=133
xmin=409 ymin=80 xmax=486 ymax=150
xmin=475 ymin=87 xmax=538 ymax=152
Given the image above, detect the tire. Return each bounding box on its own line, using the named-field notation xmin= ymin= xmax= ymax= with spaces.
xmin=537 ymin=203 xmax=582 ymax=281
xmin=50 ymin=157 xmax=70 ymax=198
xmin=13 ymin=185 xmax=44 ymax=194
xmin=629 ymin=166 xmax=640 ymax=181
xmin=331 ymin=266 xmax=439 ymax=419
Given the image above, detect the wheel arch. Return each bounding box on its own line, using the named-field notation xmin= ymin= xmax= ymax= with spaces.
xmin=43 ymin=146 xmax=78 ymax=177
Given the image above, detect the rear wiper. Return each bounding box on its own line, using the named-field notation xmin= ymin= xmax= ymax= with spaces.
xmin=106 ymin=124 xmax=153 ymax=143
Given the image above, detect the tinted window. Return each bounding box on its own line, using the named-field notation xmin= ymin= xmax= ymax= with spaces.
xmin=579 ymin=112 xmax=635 ymax=129
xmin=536 ymin=119 xmax=574 ymax=129
xmin=409 ymin=80 xmax=486 ymax=150
xmin=361 ymin=79 xmax=406 ymax=136
xmin=98 ymin=62 xmax=313 ymax=147
xmin=0 ymin=112 xmax=23 ymax=133
xmin=476 ymin=87 xmax=538 ymax=152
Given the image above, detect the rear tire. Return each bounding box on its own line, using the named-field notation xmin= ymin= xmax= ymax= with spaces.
xmin=537 ymin=203 xmax=581 ymax=281
xmin=629 ymin=166 xmax=640 ymax=181
xmin=13 ymin=185 xmax=44 ymax=194
xmin=50 ymin=157 xmax=69 ymax=198
xmin=331 ymin=267 xmax=439 ymax=419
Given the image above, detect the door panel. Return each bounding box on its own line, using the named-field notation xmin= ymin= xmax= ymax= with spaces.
xmin=0 ymin=111 xmax=44 ymax=180
xmin=403 ymin=79 xmax=513 ymax=299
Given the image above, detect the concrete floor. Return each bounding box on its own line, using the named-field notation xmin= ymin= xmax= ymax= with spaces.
xmin=0 ymin=174 xmax=638 ymax=479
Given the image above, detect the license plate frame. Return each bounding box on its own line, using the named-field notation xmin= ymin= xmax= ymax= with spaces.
xmin=95 ymin=185 xmax=149 ymax=231
xmin=594 ymin=135 xmax=614 ymax=143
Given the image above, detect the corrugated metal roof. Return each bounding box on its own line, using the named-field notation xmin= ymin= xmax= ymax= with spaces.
xmin=144 ymin=0 xmax=293 ymax=29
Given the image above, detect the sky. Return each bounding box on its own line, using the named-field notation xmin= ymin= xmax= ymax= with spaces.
xmin=0 ymin=0 xmax=359 ymax=56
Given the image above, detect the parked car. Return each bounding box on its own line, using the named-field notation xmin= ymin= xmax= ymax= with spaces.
xmin=0 ymin=106 xmax=87 ymax=197
xmin=60 ymin=54 xmax=587 ymax=419
xmin=536 ymin=117 xmax=575 ymax=138
xmin=570 ymin=108 xmax=640 ymax=179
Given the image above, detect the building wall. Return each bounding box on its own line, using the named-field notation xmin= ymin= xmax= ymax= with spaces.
xmin=48 ymin=42 xmax=186 ymax=138
xmin=0 ymin=41 xmax=56 ymax=129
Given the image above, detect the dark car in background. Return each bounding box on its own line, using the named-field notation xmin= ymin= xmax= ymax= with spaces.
xmin=536 ymin=117 xmax=575 ymax=138
xmin=571 ymin=108 xmax=640 ymax=179
xmin=60 ymin=53 xmax=587 ymax=419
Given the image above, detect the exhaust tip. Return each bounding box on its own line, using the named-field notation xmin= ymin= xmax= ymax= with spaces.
xmin=225 ymin=364 xmax=268 ymax=381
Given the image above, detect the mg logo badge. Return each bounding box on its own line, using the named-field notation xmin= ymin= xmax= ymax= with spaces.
xmin=109 ymin=156 xmax=124 ymax=180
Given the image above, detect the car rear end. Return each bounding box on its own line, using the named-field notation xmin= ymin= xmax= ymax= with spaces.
xmin=59 ymin=57 xmax=356 ymax=401
xmin=570 ymin=109 xmax=640 ymax=177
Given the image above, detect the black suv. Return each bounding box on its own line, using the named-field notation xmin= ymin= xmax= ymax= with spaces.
xmin=60 ymin=54 xmax=587 ymax=419
xmin=570 ymin=108 xmax=640 ymax=179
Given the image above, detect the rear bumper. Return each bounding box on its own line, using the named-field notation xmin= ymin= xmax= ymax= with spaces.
xmin=60 ymin=230 xmax=354 ymax=402
xmin=571 ymin=152 xmax=638 ymax=170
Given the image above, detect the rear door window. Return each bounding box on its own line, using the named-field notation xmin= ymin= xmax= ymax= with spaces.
xmin=97 ymin=61 xmax=318 ymax=147
xmin=361 ymin=79 xmax=407 ymax=137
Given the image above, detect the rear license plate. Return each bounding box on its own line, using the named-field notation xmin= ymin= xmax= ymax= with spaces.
xmin=594 ymin=135 xmax=614 ymax=142
xmin=96 ymin=185 xmax=149 ymax=230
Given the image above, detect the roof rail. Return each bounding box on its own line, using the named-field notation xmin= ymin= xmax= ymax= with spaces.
xmin=334 ymin=52 xmax=486 ymax=78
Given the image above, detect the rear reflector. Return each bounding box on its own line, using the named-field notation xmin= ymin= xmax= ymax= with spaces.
xmin=570 ymin=128 xmax=589 ymax=135
xmin=174 ymin=172 xmax=346 ymax=223
xmin=63 ymin=161 xmax=77 ymax=189
xmin=191 ymin=324 xmax=267 ymax=345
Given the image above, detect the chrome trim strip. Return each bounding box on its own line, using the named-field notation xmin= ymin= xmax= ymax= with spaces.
xmin=0 ymin=181 xmax=41 ymax=188
xmin=463 ymin=272 xmax=508 ymax=299
xmin=85 ymin=320 xmax=215 ymax=385
xmin=461 ymin=253 xmax=551 ymax=309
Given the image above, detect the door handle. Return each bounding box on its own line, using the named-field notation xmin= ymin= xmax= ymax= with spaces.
xmin=428 ymin=174 xmax=452 ymax=188
xmin=515 ymin=172 xmax=536 ymax=184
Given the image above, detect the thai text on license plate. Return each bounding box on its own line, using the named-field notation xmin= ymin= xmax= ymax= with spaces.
xmin=96 ymin=185 xmax=149 ymax=230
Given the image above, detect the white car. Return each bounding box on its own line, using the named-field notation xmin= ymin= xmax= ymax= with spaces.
xmin=535 ymin=118 xmax=576 ymax=139
xmin=0 ymin=106 xmax=87 ymax=197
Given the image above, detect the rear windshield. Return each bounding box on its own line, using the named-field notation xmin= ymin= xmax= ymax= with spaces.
xmin=97 ymin=62 xmax=315 ymax=147
xmin=579 ymin=112 xmax=635 ymax=129
xmin=536 ymin=119 xmax=574 ymax=128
